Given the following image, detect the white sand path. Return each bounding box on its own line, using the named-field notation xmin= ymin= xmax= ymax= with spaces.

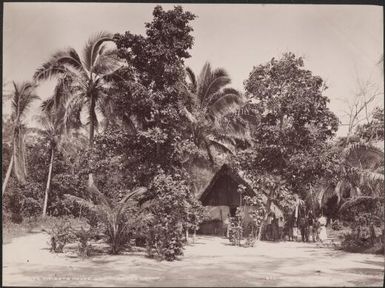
xmin=3 ymin=232 xmax=384 ymax=287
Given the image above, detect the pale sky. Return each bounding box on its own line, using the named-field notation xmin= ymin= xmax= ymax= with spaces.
xmin=3 ymin=3 xmax=384 ymax=137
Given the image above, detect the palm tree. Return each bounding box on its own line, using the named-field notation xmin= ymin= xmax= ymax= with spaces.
xmin=181 ymin=63 xmax=247 ymax=165
xmin=33 ymin=32 xmax=121 ymax=186
xmin=38 ymin=110 xmax=59 ymax=217
xmin=37 ymin=87 xmax=88 ymax=217
xmin=2 ymin=82 xmax=39 ymax=196
xmin=65 ymin=185 xmax=147 ymax=254
xmin=315 ymin=140 xmax=384 ymax=212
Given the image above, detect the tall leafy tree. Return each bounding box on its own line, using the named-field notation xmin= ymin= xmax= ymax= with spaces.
xmin=33 ymin=32 xmax=120 ymax=186
xmin=113 ymin=5 xmax=198 ymax=170
xmin=2 ymin=82 xmax=39 ymax=195
xmin=238 ymin=53 xmax=339 ymax=198
xmin=114 ymin=5 xmax=196 ymax=91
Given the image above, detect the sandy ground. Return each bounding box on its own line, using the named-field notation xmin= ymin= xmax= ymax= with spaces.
xmin=3 ymin=232 xmax=384 ymax=287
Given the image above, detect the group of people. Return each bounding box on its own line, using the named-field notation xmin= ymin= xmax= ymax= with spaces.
xmin=264 ymin=211 xmax=328 ymax=242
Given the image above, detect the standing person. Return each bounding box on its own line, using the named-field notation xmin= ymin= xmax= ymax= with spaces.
xmin=318 ymin=215 xmax=328 ymax=242
xmin=266 ymin=212 xmax=273 ymax=241
xmin=314 ymin=217 xmax=321 ymax=242
xmin=271 ymin=214 xmax=279 ymax=241
xmin=293 ymin=213 xmax=299 ymax=242
xmin=299 ymin=214 xmax=309 ymax=242
xmin=288 ymin=214 xmax=294 ymax=241
xmin=278 ymin=217 xmax=285 ymax=241
xmin=308 ymin=212 xmax=315 ymax=242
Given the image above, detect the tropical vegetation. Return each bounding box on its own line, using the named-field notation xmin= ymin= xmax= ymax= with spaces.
xmin=2 ymin=5 xmax=383 ymax=260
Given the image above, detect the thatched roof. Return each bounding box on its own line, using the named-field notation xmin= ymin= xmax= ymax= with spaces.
xmin=199 ymin=164 xmax=283 ymax=217
xmin=199 ymin=164 xmax=255 ymax=206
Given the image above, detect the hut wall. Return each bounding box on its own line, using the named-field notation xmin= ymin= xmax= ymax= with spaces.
xmin=198 ymin=206 xmax=229 ymax=235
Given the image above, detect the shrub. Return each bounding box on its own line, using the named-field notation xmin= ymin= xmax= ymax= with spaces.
xmin=245 ymin=232 xmax=257 ymax=247
xmin=8 ymin=189 xmax=23 ymax=224
xmin=229 ymin=208 xmax=243 ymax=246
xmin=65 ymin=185 xmax=147 ymax=255
xmin=22 ymin=197 xmax=42 ymax=218
xmin=48 ymin=218 xmax=76 ymax=253
xmin=331 ymin=219 xmax=343 ymax=231
xmin=341 ymin=233 xmax=372 ymax=253
xmin=146 ymin=219 xmax=184 ymax=261
xmin=73 ymin=226 xmax=96 ymax=258
xmin=143 ymin=172 xmax=198 ymax=261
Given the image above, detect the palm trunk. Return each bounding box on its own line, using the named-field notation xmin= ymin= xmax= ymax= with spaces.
xmin=2 ymin=154 xmax=14 ymax=196
xmin=42 ymin=148 xmax=54 ymax=217
xmin=88 ymin=94 xmax=96 ymax=187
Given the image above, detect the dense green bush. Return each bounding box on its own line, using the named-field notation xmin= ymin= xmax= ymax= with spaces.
xmin=144 ymin=172 xmax=202 ymax=261
xmin=340 ymin=233 xmax=372 ymax=253
xmin=3 ymin=185 xmax=24 ymax=224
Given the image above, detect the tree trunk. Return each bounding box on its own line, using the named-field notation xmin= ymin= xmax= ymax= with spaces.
xmin=185 ymin=229 xmax=189 ymax=243
xmin=42 ymin=148 xmax=54 ymax=217
xmin=88 ymin=94 xmax=96 ymax=187
xmin=2 ymin=154 xmax=14 ymax=196
xmin=258 ymin=198 xmax=272 ymax=240
xmin=193 ymin=229 xmax=196 ymax=243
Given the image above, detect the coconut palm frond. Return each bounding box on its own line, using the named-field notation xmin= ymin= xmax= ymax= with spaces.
xmin=209 ymin=93 xmax=243 ymax=119
xmin=62 ymin=93 xmax=84 ymax=132
xmin=181 ymin=107 xmax=197 ymax=124
xmin=83 ymin=31 xmax=113 ymax=72
xmin=212 ymin=67 xmax=228 ymax=79
xmin=119 ymin=187 xmax=148 ymax=204
xmin=33 ymin=48 xmax=83 ymax=81
xmin=197 ymin=62 xmax=212 ymax=101
xmin=360 ymin=169 xmax=384 ymax=182
xmin=86 ymin=183 xmax=112 ymax=208
xmin=186 ymin=67 xmax=197 ymax=93
xmin=4 ymin=81 xmax=39 ymax=187
xmin=11 ymin=81 xmax=40 ymax=119
xmin=203 ymin=76 xmax=231 ymax=102
xmin=64 ymin=194 xmax=101 ymax=213
xmin=209 ymin=138 xmax=235 ymax=155
xmin=18 ymin=94 xmax=40 ymax=118
xmin=343 ymin=142 xmax=384 ymax=168
xmin=93 ymin=51 xmax=121 ymax=77
xmin=41 ymin=98 xmax=55 ymax=113
xmin=339 ymin=196 xmax=380 ymax=213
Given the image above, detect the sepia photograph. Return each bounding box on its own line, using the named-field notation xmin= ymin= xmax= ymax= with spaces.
xmin=2 ymin=2 xmax=384 ymax=287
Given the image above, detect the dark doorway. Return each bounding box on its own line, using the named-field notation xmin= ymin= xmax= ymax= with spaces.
xmin=230 ymin=207 xmax=237 ymax=217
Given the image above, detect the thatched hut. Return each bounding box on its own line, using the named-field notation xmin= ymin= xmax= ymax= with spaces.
xmin=198 ymin=164 xmax=283 ymax=235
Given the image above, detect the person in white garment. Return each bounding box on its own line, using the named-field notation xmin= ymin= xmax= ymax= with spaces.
xmin=318 ymin=215 xmax=328 ymax=242
xmin=224 ymin=213 xmax=230 ymax=238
